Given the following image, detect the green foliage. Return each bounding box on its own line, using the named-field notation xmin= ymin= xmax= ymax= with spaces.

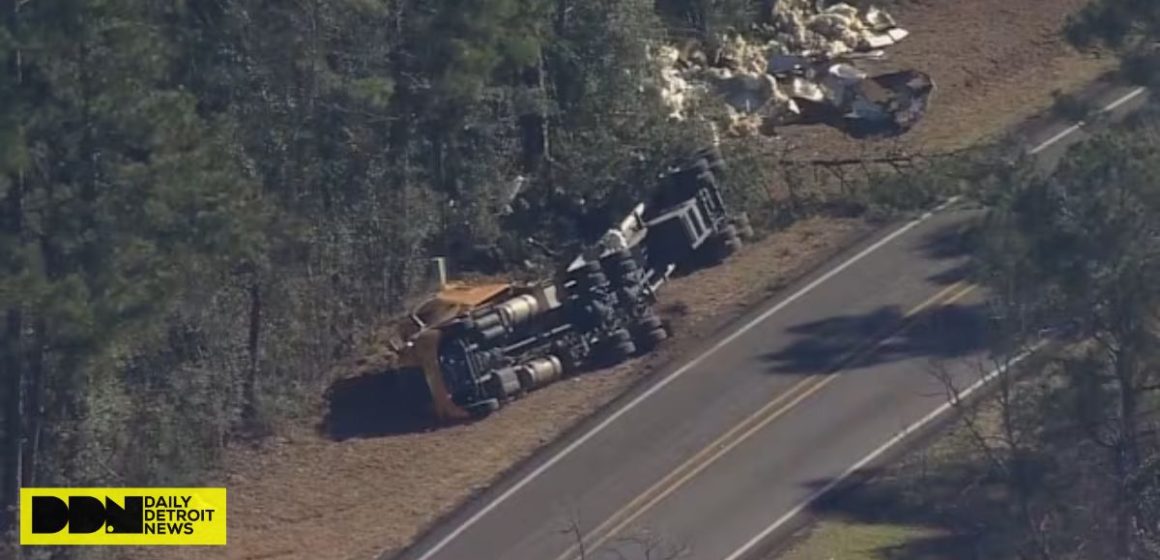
xmin=971 ymin=105 xmax=1160 ymax=559
xmin=0 ymin=0 xmax=777 ymax=534
xmin=1064 ymin=0 xmax=1160 ymax=49
xmin=655 ymin=0 xmax=757 ymax=38
xmin=1121 ymin=46 xmax=1160 ymax=87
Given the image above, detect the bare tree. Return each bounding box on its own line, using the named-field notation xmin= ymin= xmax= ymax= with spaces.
xmin=563 ymin=510 xmax=688 ymax=560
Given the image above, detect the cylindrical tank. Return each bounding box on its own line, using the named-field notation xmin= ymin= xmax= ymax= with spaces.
xmin=489 ymin=367 xmax=523 ymax=398
xmin=516 ymin=356 xmax=564 ymax=391
xmin=472 ymin=311 xmax=503 ymax=331
xmin=496 ymin=294 xmax=540 ymax=328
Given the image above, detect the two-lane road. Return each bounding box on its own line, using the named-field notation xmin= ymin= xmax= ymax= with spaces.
xmin=392 ymin=84 xmax=1149 ymax=560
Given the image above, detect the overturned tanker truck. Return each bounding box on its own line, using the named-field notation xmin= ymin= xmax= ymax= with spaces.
xmin=389 ymin=148 xmax=750 ymax=423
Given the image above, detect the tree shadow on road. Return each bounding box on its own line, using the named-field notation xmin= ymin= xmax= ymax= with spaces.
xmin=917 ymin=218 xmax=983 ymax=286
xmin=761 ymin=302 xmax=991 ymax=375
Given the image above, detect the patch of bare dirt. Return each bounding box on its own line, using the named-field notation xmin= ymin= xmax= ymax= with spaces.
xmin=136 ymin=2 xmax=1115 ymax=559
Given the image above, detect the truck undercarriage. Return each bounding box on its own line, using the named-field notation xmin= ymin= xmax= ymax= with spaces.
xmin=393 ymin=147 xmax=750 ymax=422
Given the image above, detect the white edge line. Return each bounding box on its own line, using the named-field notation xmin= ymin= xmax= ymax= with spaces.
xmin=1029 ymin=86 xmax=1148 ymax=154
xmin=1028 ymin=124 xmax=1081 ymax=155
xmin=721 ymin=86 xmax=1147 ymax=559
xmin=720 ymin=342 xmax=1046 ymax=560
xmin=1104 ymin=86 xmax=1147 ymax=112
xmin=410 ymin=84 xmax=1150 ymax=560
xmin=408 ymin=197 xmax=962 ymax=560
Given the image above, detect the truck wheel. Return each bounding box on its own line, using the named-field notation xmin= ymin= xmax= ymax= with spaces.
xmin=642 ymin=328 xmax=668 ymax=347
xmin=695 ymin=147 xmax=726 ymax=177
xmin=612 ymin=340 xmax=637 ymax=359
xmin=613 ymin=258 xmax=639 ymax=280
xmin=610 ymin=328 xmax=633 ymax=344
xmin=684 ymin=157 xmax=711 ymax=176
xmin=635 ymin=314 xmax=663 ymax=332
xmin=721 ymin=224 xmax=741 ymax=244
xmin=695 ymin=170 xmax=718 ymax=191
xmin=723 ymin=236 xmax=743 ymax=254
xmin=467 ymin=398 xmax=501 ymax=418
xmin=712 ymin=226 xmax=742 ymax=262
xmin=731 ymin=212 xmax=755 ymax=240
xmin=580 ymin=270 xmax=609 ymax=289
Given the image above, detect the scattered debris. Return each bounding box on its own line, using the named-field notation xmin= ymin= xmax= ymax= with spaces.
xmin=649 ymin=0 xmax=935 ymax=138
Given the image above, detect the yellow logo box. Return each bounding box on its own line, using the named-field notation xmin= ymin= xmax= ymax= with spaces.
xmin=20 ymin=488 xmax=227 ymax=546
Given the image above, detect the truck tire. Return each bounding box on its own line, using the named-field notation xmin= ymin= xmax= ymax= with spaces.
xmin=579 ymin=270 xmax=609 ymax=289
xmin=723 ymin=235 xmax=743 ymax=254
xmin=711 ymin=225 xmax=742 ymax=262
xmin=721 ymin=224 xmax=741 ymax=244
xmin=642 ymin=328 xmax=668 ymax=346
xmin=685 ymin=158 xmax=711 ymax=176
xmin=635 ymin=313 xmax=663 ymax=332
xmin=579 ymin=260 xmax=602 ymax=274
xmin=467 ymin=398 xmax=501 ymax=418
xmin=677 ymin=159 xmax=710 ymax=189
xmin=731 ymin=212 xmax=755 ymax=240
xmin=571 ymin=261 xmax=605 ymax=285
xmin=695 ymin=147 xmax=726 ymax=177
xmin=610 ymin=328 xmax=633 ymax=344
xmin=612 ymin=340 xmax=637 ymax=359
xmin=695 ymin=170 xmax=718 ymax=191
xmin=613 ymin=258 xmax=639 ymax=280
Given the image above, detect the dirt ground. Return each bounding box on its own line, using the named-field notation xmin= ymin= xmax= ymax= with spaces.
xmin=779 ymin=0 xmax=1115 ymax=159
xmin=137 ymin=2 xmax=1117 ymax=559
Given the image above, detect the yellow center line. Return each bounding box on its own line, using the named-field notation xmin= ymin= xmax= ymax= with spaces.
xmin=554 ymin=281 xmax=978 ymax=560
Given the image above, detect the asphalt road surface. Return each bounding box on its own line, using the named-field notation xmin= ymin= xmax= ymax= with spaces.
xmin=392 ymin=84 xmax=1150 ymax=560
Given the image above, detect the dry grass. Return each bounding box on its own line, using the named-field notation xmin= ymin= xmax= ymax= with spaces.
xmin=135 ymin=1 xmax=1116 ymax=559
xmin=134 ymin=218 xmax=871 ymax=560
xmin=773 ymin=521 xmax=945 ymax=560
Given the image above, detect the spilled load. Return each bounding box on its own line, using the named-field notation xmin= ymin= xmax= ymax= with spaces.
xmin=651 ymin=0 xmax=935 ymax=138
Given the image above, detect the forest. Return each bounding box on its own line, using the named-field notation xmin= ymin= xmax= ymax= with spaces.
xmin=0 ymin=0 xmax=769 ymax=549
xmin=0 ymin=0 xmax=1157 ymax=557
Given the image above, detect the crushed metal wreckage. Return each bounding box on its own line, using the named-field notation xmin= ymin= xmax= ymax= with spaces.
xmin=649 ymin=0 xmax=935 ymax=139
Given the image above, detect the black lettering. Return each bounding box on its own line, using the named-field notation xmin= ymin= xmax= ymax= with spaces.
xmin=166 ymin=522 xmax=183 ymax=534
xmin=184 ymin=510 xmax=200 ymax=522
xmin=182 ymin=522 xmax=194 ymax=535
xmin=31 ymin=496 xmax=68 ymax=534
xmin=68 ymin=496 xmax=104 ymax=534
xmin=144 ymin=523 xmax=156 ymax=534
xmin=204 ymin=509 xmax=213 ymax=522
xmin=144 ymin=496 xmax=157 ymax=508
xmin=104 ymin=496 xmax=143 ymax=534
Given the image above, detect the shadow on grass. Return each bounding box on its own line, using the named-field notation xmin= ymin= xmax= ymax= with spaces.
xmin=761 ymin=302 xmax=990 ymax=375
xmin=320 ymin=367 xmax=437 ymax=440
xmin=800 ymin=458 xmax=1023 ymax=560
